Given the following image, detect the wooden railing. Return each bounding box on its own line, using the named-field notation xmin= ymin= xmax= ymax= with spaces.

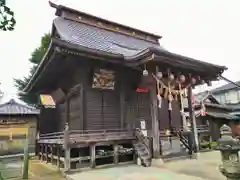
xmin=38 ymin=129 xmax=135 ymax=144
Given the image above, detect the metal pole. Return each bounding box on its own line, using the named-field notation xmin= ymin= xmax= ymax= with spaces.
xmin=22 ymin=138 xmax=29 ymax=179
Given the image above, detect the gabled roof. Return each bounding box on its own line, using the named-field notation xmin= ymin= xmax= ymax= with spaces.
xmin=23 ymin=3 xmax=228 ymax=92
xmin=211 ymin=80 xmax=240 ymax=94
xmin=49 ymin=1 xmax=162 ymax=41
xmin=0 ymin=99 xmax=39 ymax=115
xmin=194 ymin=91 xmax=220 ymax=104
xmin=53 ymin=17 xmax=161 ymax=57
xmin=52 ymin=17 xmax=227 ymax=71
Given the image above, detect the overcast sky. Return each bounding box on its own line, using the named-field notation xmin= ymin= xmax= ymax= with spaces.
xmin=0 ymin=0 xmax=239 ymax=100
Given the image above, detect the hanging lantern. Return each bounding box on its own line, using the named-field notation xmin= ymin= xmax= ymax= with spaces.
xmin=143 ymin=69 xmax=148 ymax=76
xmin=179 ymin=75 xmax=185 ymax=83
xmin=201 ymin=80 xmax=205 ymax=85
xmin=143 ymin=64 xmax=148 ymax=76
xmin=156 ymin=71 xmax=163 ymax=79
xmin=169 ymin=74 xmax=174 ymax=81
xmin=191 ymin=77 xmax=196 ymax=85
xmin=207 ymin=81 xmax=212 ymax=86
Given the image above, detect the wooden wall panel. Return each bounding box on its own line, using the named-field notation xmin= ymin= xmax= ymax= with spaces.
xmin=85 ymin=89 xmax=103 ymax=130
xmin=57 ymin=102 xmax=66 ymax=131
xmin=69 ymin=93 xmax=81 ymax=130
xmin=102 ymin=91 xmax=120 ymax=129
xmin=136 ymin=92 xmax=151 ymax=130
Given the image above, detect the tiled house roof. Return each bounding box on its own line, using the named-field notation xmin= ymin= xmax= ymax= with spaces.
xmin=0 ymin=99 xmax=39 ymax=115
xmin=210 ymin=80 xmax=240 ymax=94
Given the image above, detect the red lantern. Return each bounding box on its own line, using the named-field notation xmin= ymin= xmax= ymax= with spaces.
xmin=136 ymin=88 xmax=149 ymax=93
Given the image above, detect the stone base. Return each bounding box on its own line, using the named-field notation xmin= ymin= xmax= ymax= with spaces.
xmin=137 ymin=157 xmax=141 ymax=166
xmin=191 ymin=152 xmax=200 ymax=160
xmin=151 ymin=158 xmax=165 ymax=168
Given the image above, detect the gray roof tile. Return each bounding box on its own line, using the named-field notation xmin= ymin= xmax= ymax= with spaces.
xmin=211 ymin=81 xmax=240 ymax=94
xmin=0 ymin=99 xmax=39 ymax=115
xmin=53 ymin=17 xmax=161 ymax=57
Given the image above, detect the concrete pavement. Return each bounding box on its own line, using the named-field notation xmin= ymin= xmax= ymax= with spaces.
xmin=67 ymin=151 xmax=225 ymax=180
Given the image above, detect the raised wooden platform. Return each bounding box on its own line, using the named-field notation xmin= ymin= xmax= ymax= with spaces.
xmin=38 ymin=129 xmax=136 ymax=147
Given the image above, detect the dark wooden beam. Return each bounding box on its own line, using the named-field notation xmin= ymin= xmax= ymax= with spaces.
xmin=90 ymin=143 xmax=96 ymax=168
xmin=57 ymin=146 xmax=60 ymax=168
xmin=45 ymin=145 xmax=48 ymax=163
xmin=120 ymin=82 xmax=125 ymax=129
xmin=150 ymin=83 xmax=160 ymax=158
xmin=40 ymin=144 xmax=44 ymax=161
xmin=79 ymin=84 xmax=84 ymax=130
xmin=50 ymin=145 xmax=54 ymax=164
xmin=113 ymin=143 xmax=119 ymax=164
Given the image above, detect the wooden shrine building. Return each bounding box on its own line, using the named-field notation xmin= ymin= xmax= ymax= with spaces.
xmin=23 ymin=2 xmax=227 ymax=171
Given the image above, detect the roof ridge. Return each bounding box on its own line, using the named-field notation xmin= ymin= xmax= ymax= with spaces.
xmin=49 ymin=1 xmax=162 ymax=41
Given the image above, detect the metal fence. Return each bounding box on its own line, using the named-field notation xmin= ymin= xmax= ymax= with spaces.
xmin=0 ymin=156 xmax=22 ymax=179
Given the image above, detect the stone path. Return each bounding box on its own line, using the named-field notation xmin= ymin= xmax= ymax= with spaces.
xmin=67 ymin=151 xmax=226 ymax=180
xmin=165 ymin=151 xmax=225 ymax=180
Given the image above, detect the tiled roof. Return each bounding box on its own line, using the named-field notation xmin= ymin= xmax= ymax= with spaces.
xmin=53 ymin=17 xmax=227 ymax=71
xmin=211 ymin=80 xmax=240 ymax=94
xmin=0 ymin=99 xmax=39 ymax=115
xmin=53 ymin=17 xmax=161 ymax=57
xmin=184 ymin=110 xmax=239 ymax=120
xmin=206 ymin=112 xmax=239 ymax=120
xmin=23 ymin=7 xmax=227 ymax=93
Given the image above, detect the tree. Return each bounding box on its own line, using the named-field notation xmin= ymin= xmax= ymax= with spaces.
xmin=0 ymin=0 xmax=16 ymax=31
xmin=14 ymin=33 xmax=51 ymax=105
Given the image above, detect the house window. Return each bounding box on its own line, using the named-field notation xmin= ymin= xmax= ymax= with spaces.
xmin=237 ymin=90 xmax=240 ymax=102
xmin=226 ymin=90 xmax=238 ymax=104
xmin=219 ymin=94 xmax=226 ymax=104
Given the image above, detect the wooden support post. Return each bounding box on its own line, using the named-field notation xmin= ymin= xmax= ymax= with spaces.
xmin=45 ymin=145 xmax=49 ymax=163
xmin=113 ymin=144 xmax=119 ymax=164
xmin=120 ymin=83 xmax=125 ymax=129
xmin=187 ymin=86 xmax=199 ymax=152
xmin=64 ymin=123 xmax=71 ymax=172
xmin=64 ymin=148 xmax=71 ymax=171
xmin=38 ymin=144 xmax=41 ymax=160
xmin=57 ymin=146 xmax=60 ymax=168
xmin=90 ymin=144 xmax=96 ymax=168
xmin=41 ymin=144 xmax=44 ymax=161
xmin=150 ymin=84 xmax=160 ymax=158
xmin=79 ymin=84 xmax=84 ymax=131
xmin=50 ymin=145 xmax=54 ymax=164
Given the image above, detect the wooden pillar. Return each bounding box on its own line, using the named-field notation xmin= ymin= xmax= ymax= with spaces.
xmin=50 ymin=145 xmax=54 ymax=164
xmin=113 ymin=144 xmax=119 ymax=164
xmin=90 ymin=144 xmax=96 ymax=168
xmin=187 ymin=86 xmax=199 ymax=152
xmin=120 ymin=83 xmax=125 ymax=129
xmin=64 ymin=123 xmax=71 ymax=172
xmin=41 ymin=144 xmax=44 ymax=161
xmin=150 ymin=84 xmax=160 ymax=158
xmin=57 ymin=146 xmax=60 ymax=168
xmin=45 ymin=145 xmax=49 ymax=163
xmin=79 ymin=84 xmax=84 ymax=130
xmin=38 ymin=144 xmax=41 ymax=160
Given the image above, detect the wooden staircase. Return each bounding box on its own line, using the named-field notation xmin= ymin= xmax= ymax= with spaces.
xmin=171 ymin=127 xmax=193 ymax=155
xmin=133 ymin=129 xmax=152 ymax=167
